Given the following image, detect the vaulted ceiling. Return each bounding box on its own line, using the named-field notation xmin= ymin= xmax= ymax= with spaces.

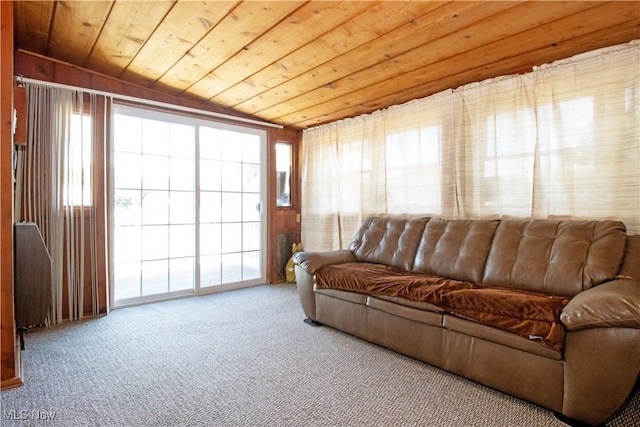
xmin=13 ymin=1 xmax=640 ymax=129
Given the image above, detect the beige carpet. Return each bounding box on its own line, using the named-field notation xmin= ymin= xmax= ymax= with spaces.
xmin=1 ymin=284 xmax=638 ymax=427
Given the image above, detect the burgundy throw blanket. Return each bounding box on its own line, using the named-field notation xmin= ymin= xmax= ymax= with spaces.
xmin=315 ymin=262 xmax=569 ymax=351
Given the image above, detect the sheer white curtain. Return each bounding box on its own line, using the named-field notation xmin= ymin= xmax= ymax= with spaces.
xmin=300 ymin=112 xmax=387 ymax=249
xmin=15 ymin=83 xmax=105 ymax=323
xmin=301 ymin=40 xmax=640 ymax=251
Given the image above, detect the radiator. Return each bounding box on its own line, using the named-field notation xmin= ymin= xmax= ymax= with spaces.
xmin=14 ymin=222 xmax=52 ymax=349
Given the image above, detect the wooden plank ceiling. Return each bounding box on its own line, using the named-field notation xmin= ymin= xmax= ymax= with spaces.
xmin=13 ymin=1 xmax=640 ymax=129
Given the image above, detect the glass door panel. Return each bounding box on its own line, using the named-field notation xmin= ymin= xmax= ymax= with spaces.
xmin=112 ymin=106 xmax=265 ymax=307
xmin=113 ymin=107 xmax=196 ymax=304
xmin=198 ymin=126 xmax=263 ymax=288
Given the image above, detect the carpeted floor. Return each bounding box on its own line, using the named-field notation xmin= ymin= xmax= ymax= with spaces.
xmin=1 ymin=284 xmax=638 ymax=427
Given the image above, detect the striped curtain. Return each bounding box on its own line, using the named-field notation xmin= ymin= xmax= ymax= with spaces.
xmin=15 ymin=83 xmax=107 ymax=323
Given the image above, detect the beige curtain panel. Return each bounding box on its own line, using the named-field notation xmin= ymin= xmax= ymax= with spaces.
xmin=15 ymin=83 xmax=107 ymax=324
xmin=301 ymin=40 xmax=640 ymax=251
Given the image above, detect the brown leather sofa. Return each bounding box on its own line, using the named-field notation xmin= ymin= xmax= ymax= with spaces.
xmin=293 ymin=215 xmax=640 ymax=426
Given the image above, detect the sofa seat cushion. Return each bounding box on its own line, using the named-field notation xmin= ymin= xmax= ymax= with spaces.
xmin=439 ymin=287 xmax=569 ymax=351
xmin=315 ymin=262 xmax=569 ymax=350
xmin=443 ymin=315 xmax=562 ymax=360
xmin=316 ymin=262 xmax=471 ymax=304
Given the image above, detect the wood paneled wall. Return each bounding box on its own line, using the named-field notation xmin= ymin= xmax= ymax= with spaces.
xmin=15 ymin=49 xmax=277 ymax=127
xmin=1 ymin=0 xmax=21 ymax=389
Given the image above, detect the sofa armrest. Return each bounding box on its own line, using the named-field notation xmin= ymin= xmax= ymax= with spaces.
xmin=292 ymin=250 xmax=355 ymax=323
xmin=561 ymin=277 xmax=640 ymax=331
xmin=292 ymin=250 xmax=356 ymax=275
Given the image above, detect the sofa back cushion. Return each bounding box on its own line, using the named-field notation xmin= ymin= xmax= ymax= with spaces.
xmin=349 ymin=215 xmax=430 ymax=271
xmin=412 ymin=218 xmax=500 ymax=283
xmin=482 ymin=219 xmax=627 ymax=296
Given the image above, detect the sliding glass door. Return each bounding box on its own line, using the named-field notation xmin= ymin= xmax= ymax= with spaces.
xmin=112 ymin=105 xmax=266 ymax=307
xmin=198 ymin=126 xmax=263 ymax=287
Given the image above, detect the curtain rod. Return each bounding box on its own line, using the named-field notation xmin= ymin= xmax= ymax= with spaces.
xmin=17 ymin=76 xmax=284 ymax=130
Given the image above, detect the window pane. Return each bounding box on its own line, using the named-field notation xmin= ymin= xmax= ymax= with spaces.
xmin=200 ymin=127 xmax=222 ymax=159
xmin=275 ymin=143 xmax=291 ymax=206
xmin=114 ymin=190 xmax=141 ymax=225
xmin=243 ymin=193 xmax=260 ymax=222
xmin=170 ymin=157 xmax=194 ymax=190
xmin=170 ymin=257 xmax=194 ymax=292
xmin=221 ymin=161 xmax=242 ymax=192
xmin=143 ymin=155 xmax=169 ymax=189
xmin=243 ymin=163 xmax=260 ymax=193
xmin=114 ymin=262 xmax=140 ymax=300
xmin=243 ymin=134 xmax=261 ymax=164
xmin=200 ymin=159 xmax=221 ymax=191
xmin=142 ymin=259 xmax=168 ymax=295
xmin=114 ymin=152 xmax=141 ymax=189
xmin=200 ymin=254 xmax=221 ymax=287
xmin=114 ymin=226 xmax=141 ymax=263
xmin=141 ymin=225 xmax=168 ymax=260
xmin=142 ymin=191 xmax=168 ymax=225
xmin=221 ymin=253 xmax=242 ymax=283
xmin=170 ymin=123 xmax=195 ymax=158
xmin=170 ymin=191 xmax=194 ymax=224
xmin=243 ymin=222 xmax=260 ymax=251
xmin=114 ymin=115 xmax=142 ymax=153
xmin=221 ymin=130 xmax=242 ymax=161
xmin=200 ymin=223 xmax=221 ymax=255
xmin=170 ymin=225 xmax=194 ymax=258
xmin=221 ymin=223 xmax=242 ymax=253
xmin=200 ymin=191 xmax=221 ymax=223
xmin=65 ymin=114 xmax=92 ymax=205
xmin=221 ymin=193 xmax=242 ymax=222
xmin=243 ymin=251 xmax=260 ymax=280
xmin=143 ymin=119 xmax=170 ymax=156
